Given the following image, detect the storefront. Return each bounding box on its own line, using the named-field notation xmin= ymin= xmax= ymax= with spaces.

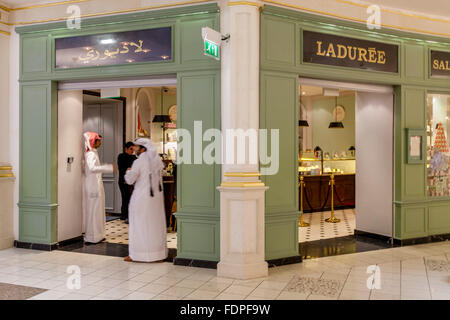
xmin=16 ymin=4 xmax=221 ymax=264
xmin=14 ymin=2 xmax=450 ymax=274
xmin=260 ymin=5 xmax=450 ymax=261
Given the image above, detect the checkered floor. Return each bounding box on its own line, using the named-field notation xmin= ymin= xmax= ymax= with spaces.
xmin=298 ymin=209 xmax=355 ymax=243
xmin=105 ymin=219 xmax=177 ymax=249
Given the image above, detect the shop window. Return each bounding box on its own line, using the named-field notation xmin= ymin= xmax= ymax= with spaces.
xmin=427 ymin=93 xmax=450 ymax=197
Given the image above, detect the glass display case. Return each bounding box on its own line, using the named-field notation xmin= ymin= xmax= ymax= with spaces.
xmin=427 ymin=93 xmax=450 ymax=197
xmin=298 ymin=150 xmax=355 ymax=176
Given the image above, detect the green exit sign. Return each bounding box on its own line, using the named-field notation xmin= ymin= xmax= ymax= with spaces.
xmin=204 ymin=40 xmax=220 ymax=60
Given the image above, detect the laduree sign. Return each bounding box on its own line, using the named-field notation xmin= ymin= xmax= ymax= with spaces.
xmin=303 ymin=31 xmax=398 ymax=73
xmin=430 ymin=50 xmax=450 ymax=77
xmin=55 ymin=27 xmax=172 ymax=69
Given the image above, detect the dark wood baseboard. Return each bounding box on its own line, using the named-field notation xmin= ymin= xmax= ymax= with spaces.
xmin=57 ymin=236 xmax=84 ymax=248
xmin=354 ymin=230 xmax=393 ymax=243
xmin=393 ymin=233 xmax=450 ymax=246
xmin=173 ymin=257 xmax=218 ymax=269
xmin=267 ymin=255 xmax=303 ymax=267
xmin=14 ymin=240 xmax=58 ymax=251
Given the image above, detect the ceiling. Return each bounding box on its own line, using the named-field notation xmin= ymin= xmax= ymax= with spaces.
xmin=368 ymin=0 xmax=450 ymax=19
xmin=1 ymin=0 xmax=62 ymax=8
xmin=2 ymin=0 xmax=450 ymax=18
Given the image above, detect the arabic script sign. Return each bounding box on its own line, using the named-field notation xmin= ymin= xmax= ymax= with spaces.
xmin=303 ymin=30 xmax=398 ymax=73
xmin=55 ymin=27 xmax=172 ymax=69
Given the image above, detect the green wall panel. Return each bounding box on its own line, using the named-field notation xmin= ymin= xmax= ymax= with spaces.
xmin=260 ymin=72 xmax=298 ymax=214
xmin=404 ymin=88 xmax=426 ymax=128
xmin=176 ymin=70 xmax=221 ymax=261
xmin=403 ymin=207 xmax=427 ymax=238
xmin=428 ymin=206 xmax=450 ymax=235
xmin=176 ymin=218 xmax=219 ymax=261
xmin=21 ymin=36 xmax=48 ymax=75
xmin=265 ymin=217 xmax=298 ymax=260
xmin=260 ymin=71 xmax=299 ymax=260
xmin=261 ymin=15 xmax=296 ymax=66
xmin=180 ymin=18 xmax=217 ymax=64
xmin=404 ymin=44 xmax=425 ymax=81
xmin=19 ymin=81 xmax=57 ymax=244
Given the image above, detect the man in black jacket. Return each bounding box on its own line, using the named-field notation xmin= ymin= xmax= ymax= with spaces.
xmin=117 ymin=141 xmax=137 ymax=224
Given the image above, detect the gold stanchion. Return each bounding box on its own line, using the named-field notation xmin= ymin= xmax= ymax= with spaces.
xmin=298 ymin=176 xmax=310 ymax=227
xmin=325 ymin=174 xmax=341 ymax=223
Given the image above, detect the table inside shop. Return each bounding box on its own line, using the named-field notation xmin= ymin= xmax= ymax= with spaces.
xmin=300 ymin=174 xmax=355 ymax=212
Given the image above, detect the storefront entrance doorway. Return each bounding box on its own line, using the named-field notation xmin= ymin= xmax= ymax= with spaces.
xmin=297 ymin=78 xmax=395 ymax=258
xmin=56 ymin=77 xmax=178 ymax=259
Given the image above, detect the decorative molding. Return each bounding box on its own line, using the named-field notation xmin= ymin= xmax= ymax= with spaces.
xmin=11 ymin=0 xmax=215 ymax=26
xmin=335 ymin=0 xmax=450 ymax=24
xmin=220 ymin=181 xmax=265 ymax=187
xmin=224 ymin=172 xmax=261 ymax=177
xmin=228 ymin=1 xmax=261 ymax=7
xmin=263 ymin=0 xmax=450 ymax=38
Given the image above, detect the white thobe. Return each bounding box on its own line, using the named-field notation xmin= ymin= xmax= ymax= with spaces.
xmin=83 ymin=149 xmax=113 ymax=243
xmin=125 ymin=153 xmax=167 ymax=262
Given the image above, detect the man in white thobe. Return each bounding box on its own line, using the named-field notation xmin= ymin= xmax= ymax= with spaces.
xmin=124 ymin=138 xmax=168 ymax=262
xmin=82 ymin=131 xmax=115 ymax=244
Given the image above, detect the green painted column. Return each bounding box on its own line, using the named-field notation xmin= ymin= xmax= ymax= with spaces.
xmin=19 ymin=81 xmax=58 ymax=245
xmin=260 ymin=71 xmax=299 ymax=260
xmin=175 ymin=70 xmax=221 ymax=262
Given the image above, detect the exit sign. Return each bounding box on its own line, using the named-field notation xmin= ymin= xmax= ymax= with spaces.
xmin=204 ymin=40 xmax=220 ymax=60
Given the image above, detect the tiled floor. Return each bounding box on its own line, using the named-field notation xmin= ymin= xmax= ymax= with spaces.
xmin=0 ymin=240 xmax=448 ymax=300
xmin=299 ymin=209 xmax=355 ymax=243
xmin=105 ymin=219 xmax=177 ymax=249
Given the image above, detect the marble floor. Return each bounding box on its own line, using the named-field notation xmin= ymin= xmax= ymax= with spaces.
xmin=105 ymin=219 xmax=178 ymax=249
xmin=0 ymin=241 xmax=448 ymax=300
xmin=299 ymin=209 xmax=355 ymax=243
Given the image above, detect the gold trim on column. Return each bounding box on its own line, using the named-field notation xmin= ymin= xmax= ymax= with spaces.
xmin=224 ymin=172 xmax=261 ymax=177
xmin=0 ymin=173 xmax=14 ymax=178
xmin=228 ymin=1 xmax=261 ymax=7
xmin=0 ymin=166 xmax=12 ymax=170
xmin=221 ymin=181 xmax=265 ymax=187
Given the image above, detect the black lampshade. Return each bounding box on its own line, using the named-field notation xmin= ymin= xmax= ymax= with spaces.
xmin=298 ymin=120 xmax=309 ymax=127
xmin=152 ymin=115 xmax=171 ymax=123
xmin=328 ymin=121 xmax=344 ymax=129
xmin=348 ymin=146 xmax=355 ymax=151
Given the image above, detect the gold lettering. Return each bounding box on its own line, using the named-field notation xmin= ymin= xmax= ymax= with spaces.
xmin=316 ymin=41 xmax=326 ymax=56
xmin=447 ymin=60 xmax=450 ymax=71
xmin=377 ymin=50 xmax=386 ymax=64
xmin=439 ymin=60 xmax=445 ymax=70
xmin=433 ymin=59 xmax=439 ymax=70
xmin=357 ymin=48 xmax=368 ymax=62
xmin=367 ymin=47 xmax=377 ymax=63
xmin=347 ymin=46 xmax=357 ymax=60
xmin=337 ymin=44 xmax=347 ymax=59
xmin=326 ymin=43 xmax=336 ymax=58
xmin=130 ymin=40 xmax=144 ymax=53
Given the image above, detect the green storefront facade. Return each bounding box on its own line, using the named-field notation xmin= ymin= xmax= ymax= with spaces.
xmin=17 ymin=4 xmax=222 ymax=262
xmin=260 ymin=5 xmax=450 ymax=258
xmin=16 ymin=3 xmax=450 ymax=265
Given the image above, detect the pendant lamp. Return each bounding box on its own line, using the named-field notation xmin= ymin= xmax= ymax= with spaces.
xmin=152 ymin=87 xmax=172 ymax=154
xmin=298 ymin=93 xmax=309 ymax=127
xmin=329 ymin=96 xmax=344 ymax=129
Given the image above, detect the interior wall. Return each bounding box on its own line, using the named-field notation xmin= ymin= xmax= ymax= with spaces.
xmin=57 ymin=90 xmax=83 ymax=242
xmin=355 ymin=92 xmax=394 ymax=237
xmin=312 ymin=94 xmax=355 ymax=154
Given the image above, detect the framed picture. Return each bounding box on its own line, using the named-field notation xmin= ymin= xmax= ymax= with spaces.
xmin=406 ymin=128 xmax=425 ymax=164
